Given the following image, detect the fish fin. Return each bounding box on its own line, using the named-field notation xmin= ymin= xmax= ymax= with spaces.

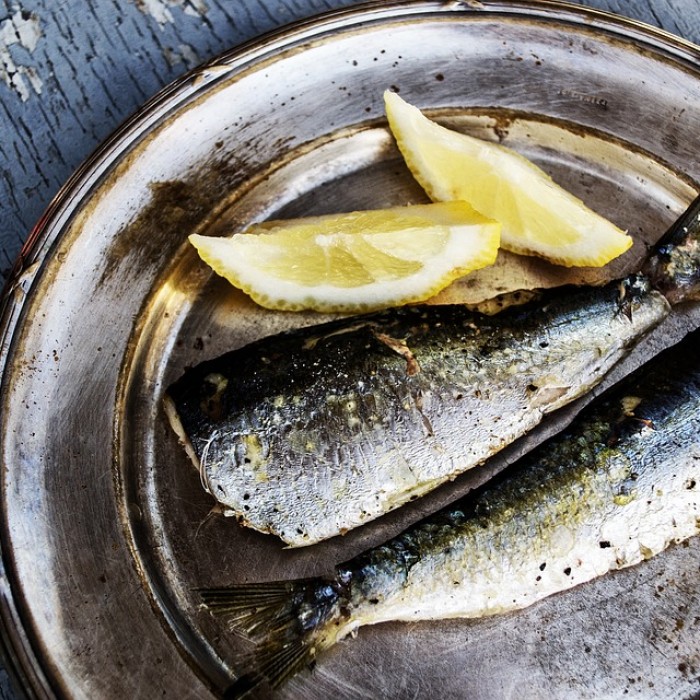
xmin=200 ymin=583 xmax=301 ymax=637
xmin=200 ymin=580 xmax=342 ymax=693
xmin=372 ymin=330 xmax=421 ymax=375
xmin=221 ymin=639 xmax=310 ymax=698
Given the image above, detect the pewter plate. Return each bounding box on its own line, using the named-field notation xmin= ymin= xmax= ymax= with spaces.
xmin=2 ymin=2 xmax=700 ymax=698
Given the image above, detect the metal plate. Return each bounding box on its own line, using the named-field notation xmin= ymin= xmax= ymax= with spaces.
xmin=1 ymin=2 xmax=700 ymax=698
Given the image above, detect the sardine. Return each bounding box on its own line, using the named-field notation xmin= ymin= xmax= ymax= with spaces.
xmin=165 ymin=197 xmax=700 ymax=546
xmin=200 ymin=331 xmax=700 ymax=695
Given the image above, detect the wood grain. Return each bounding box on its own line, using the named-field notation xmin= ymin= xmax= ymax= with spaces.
xmin=0 ymin=1 xmax=699 ymax=697
xmin=1 ymin=0 xmax=699 ymax=287
xmin=0 ymin=0 xmax=357 ymax=282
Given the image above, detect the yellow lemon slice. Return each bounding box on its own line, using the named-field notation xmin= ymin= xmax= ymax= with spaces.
xmin=189 ymin=202 xmax=500 ymax=312
xmin=384 ymin=91 xmax=632 ymax=267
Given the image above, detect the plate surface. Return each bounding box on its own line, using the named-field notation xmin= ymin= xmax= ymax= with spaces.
xmin=2 ymin=2 xmax=700 ymax=698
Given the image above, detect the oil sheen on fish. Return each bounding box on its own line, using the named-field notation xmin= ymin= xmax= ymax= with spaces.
xmin=200 ymin=332 xmax=700 ymax=695
xmin=165 ymin=197 xmax=700 ymax=546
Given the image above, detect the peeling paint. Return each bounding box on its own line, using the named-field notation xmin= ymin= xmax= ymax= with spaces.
xmin=134 ymin=0 xmax=208 ymax=28
xmin=164 ymin=43 xmax=200 ymax=68
xmin=0 ymin=8 xmax=43 ymax=101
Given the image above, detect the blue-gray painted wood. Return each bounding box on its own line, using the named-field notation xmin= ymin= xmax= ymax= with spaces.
xmin=0 ymin=1 xmax=698 ymax=697
xmin=1 ymin=0 xmax=699 ymax=285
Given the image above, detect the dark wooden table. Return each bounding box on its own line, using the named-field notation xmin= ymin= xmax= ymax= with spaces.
xmin=0 ymin=1 xmax=698 ymax=697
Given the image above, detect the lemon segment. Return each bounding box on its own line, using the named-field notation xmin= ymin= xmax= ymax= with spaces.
xmin=384 ymin=91 xmax=633 ymax=268
xmin=189 ymin=202 xmax=501 ymax=312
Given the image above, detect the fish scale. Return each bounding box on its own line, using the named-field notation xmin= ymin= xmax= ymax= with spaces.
xmin=167 ymin=277 xmax=669 ymax=546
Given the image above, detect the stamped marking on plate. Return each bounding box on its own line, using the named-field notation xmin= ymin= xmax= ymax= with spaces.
xmin=558 ymin=87 xmax=610 ymax=109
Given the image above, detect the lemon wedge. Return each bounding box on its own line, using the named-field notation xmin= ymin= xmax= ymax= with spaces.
xmin=189 ymin=202 xmax=500 ymax=312
xmin=384 ymin=91 xmax=632 ymax=267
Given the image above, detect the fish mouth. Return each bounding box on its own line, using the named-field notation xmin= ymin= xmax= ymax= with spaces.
xmin=163 ymin=392 xmax=203 ymax=480
xmin=163 ymin=394 xmax=228 ymax=499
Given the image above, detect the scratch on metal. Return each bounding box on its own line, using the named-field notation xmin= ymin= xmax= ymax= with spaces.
xmin=0 ymin=8 xmax=43 ymax=101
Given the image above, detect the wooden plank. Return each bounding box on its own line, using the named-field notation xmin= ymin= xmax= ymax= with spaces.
xmin=0 ymin=0 xmax=359 ymax=282
xmin=586 ymin=0 xmax=700 ymax=41
xmin=1 ymin=0 xmax=698 ymax=286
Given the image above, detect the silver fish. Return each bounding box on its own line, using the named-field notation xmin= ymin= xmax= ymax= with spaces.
xmin=165 ymin=197 xmax=700 ymax=546
xmin=200 ymin=330 xmax=700 ymax=695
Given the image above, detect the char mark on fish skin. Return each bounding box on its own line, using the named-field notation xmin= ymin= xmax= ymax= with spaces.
xmin=412 ymin=389 xmax=434 ymax=436
xmin=616 ymin=275 xmax=653 ymax=320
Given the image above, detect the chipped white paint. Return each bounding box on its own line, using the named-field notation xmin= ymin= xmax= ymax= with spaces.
xmin=164 ymin=42 xmax=200 ymax=68
xmin=183 ymin=0 xmax=207 ymax=18
xmin=178 ymin=43 xmax=199 ymax=65
xmin=0 ymin=8 xmax=43 ymax=101
xmin=134 ymin=0 xmax=207 ymax=28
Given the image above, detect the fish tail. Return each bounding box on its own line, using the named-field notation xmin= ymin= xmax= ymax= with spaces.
xmin=200 ymin=578 xmax=345 ymax=697
xmin=643 ymin=194 xmax=700 ymax=305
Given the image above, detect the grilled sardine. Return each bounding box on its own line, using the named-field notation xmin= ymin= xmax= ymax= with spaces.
xmin=166 ymin=197 xmax=700 ymax=546
xmin=201 ymin=330 xmax=700 ymax=694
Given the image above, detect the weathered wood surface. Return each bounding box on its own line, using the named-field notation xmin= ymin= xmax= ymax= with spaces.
xmin=1 ymin=0 xmax=699 ymax=286
xmin=0 ymin=1 xmax=698 ymax=698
